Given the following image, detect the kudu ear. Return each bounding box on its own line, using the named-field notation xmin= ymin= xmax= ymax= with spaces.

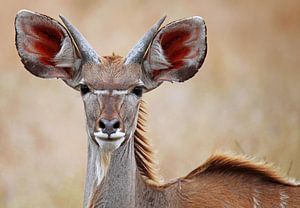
xmin=143 ymin=16 xmax=207 ymax=89
xmin=15 ymin=10 xmax=80 ymax=80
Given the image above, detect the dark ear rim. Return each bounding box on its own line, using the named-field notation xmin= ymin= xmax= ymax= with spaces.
xmin=15 ymin=9 xmax=81 ymax=80
xmin=142 ymin=16 xmax=207 ymax=91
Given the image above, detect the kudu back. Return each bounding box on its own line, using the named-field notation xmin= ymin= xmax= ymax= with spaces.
xmin=15 ymin=10 xmax=300 ymax=207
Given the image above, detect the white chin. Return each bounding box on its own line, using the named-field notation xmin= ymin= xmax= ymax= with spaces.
xmin=94 ymin=129 xmax=126 ymax=151
xmin=95 ymin=137 xmax=125 ymax=151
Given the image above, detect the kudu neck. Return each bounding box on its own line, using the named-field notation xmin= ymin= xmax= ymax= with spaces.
xmin=98 ymin=139 xmax=136 ymax=207
xmin=84 ymin=136 xmax=138 ymax=208
xmin=83 ymin=137 xmax=100 ymax=207
xmin=83 ymin=101 xmax=162 ymax=207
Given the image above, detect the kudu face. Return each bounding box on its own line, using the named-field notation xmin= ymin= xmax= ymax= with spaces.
xmin=15 ymin=10 xmax=207 ymax=152
xmin=80 ymin=61 xmax=144 ymax=151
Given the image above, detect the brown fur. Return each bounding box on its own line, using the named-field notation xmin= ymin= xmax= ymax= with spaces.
xmin=101 ymin=54 xmax=123 ymax=63
xmin=83 ymin=55 xmax=142 ymax=90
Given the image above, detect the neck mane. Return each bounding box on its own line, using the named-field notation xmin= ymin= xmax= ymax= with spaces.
xmin=134 ymin=100 xmax=161 ymax=183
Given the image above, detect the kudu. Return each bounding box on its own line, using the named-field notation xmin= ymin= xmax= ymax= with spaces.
xmin=15 ymin=10 xmax=300 ymax=207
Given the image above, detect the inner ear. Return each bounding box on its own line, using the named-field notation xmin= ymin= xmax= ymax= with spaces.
xmin=159 ymin=28 xmax=193 ymax=70
xmin=143 ymin=16 xmax=207 ymax=86
xmin=22 ymin=22 xmax=65 ymax=66
xmin=15 ymin=10 xmax=80 ymax=79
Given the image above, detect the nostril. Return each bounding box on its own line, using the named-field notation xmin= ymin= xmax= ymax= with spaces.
xmin=98 ymin=118 xmax=121 ymax=137
xmin=99 ymin=119 xmax=106 ymax=129
xmin=98 ymin=118 xmax=120 ymax=132
xmin=113 ymin=120 xmax=120 ymax=129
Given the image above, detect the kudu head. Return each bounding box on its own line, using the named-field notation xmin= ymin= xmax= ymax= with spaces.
xmin=15 ymin=10 xmax=207 ymax=152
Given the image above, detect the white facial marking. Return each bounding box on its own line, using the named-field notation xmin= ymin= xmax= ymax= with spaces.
xmin=79 ymin=78 xmax=85 ymax=84
xmin=138 ymin=79 xmax=144 ymax=85
xmin=94 ymin=90 xmax=109 ymax=95
xmin=94 ymin=129 xmax=125 ymax=139
xmin=93 ymin=90 xmax=129 ymax=96
xmin=94 ymin=131 xmax=109 ymax=138
xmin=94 ymin=129 xmax=126 ymax=151
xmin=96 ymin=137 xmax=125 ymax=151
xmin=111 ymin=90 xmax=128 ymax=96
xmin=110 ymin=130 xmax=125 ymax=139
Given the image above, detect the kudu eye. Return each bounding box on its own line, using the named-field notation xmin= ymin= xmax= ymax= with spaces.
xmin=131 ymin=86 xmax=143 ymax=97
xmin=80 ymin=84 xmax=91 ymax=95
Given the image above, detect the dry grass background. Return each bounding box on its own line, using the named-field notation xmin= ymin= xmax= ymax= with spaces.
xmin=0 ymin=0 xmax=300 ymax=207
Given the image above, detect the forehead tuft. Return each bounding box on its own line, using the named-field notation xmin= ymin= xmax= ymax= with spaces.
xmin=102 ymin=54 xmax=123 ymax=63
xmin=82 ymin=55 xmax=142 ymax=89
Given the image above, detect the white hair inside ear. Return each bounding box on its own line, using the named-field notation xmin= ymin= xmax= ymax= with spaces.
xmin=148 ymin=40 xmax=172 ymax=70
xmin=54 ymin=38 xmax=81 ymax=69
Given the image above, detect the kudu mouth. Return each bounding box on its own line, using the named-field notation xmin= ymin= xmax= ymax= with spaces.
xmin=94 ymin=129 xmax=125 ymax=141
xmin=93 ymin=128 xmax=126 ymax=151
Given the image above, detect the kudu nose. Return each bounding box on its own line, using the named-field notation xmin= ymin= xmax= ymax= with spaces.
xmin=99 ymin=118 xmax=121 ymax=136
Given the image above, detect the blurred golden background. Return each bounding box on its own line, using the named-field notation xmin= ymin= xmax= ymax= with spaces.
xmin=1 ymin=0 xmax=300 ymax=207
